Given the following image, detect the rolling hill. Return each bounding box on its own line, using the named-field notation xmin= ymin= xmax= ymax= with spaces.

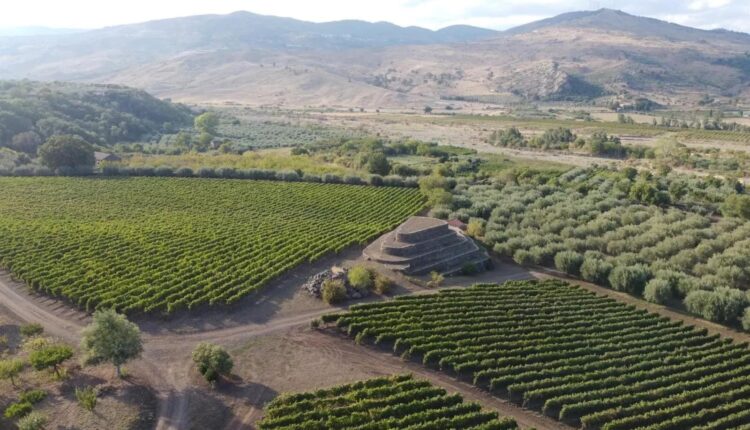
xmin=1 ymin=9 xmax=749 ymax=107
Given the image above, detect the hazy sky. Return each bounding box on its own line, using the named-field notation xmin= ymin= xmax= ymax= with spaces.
xmin=2 ymin=0 xmax=749 ymax=33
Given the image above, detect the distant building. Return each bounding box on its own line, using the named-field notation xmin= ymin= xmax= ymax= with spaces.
xmin=94 ymin=151 xmax=121 ymax=165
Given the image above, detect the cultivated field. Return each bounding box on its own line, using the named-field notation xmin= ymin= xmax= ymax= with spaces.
xmin=328 ymin=280 xmax=750 ymax=429
xmin=257 ymin=374 xmax=519 ymax=429
xmin=0 ymin=177 xmax=423 ymax=313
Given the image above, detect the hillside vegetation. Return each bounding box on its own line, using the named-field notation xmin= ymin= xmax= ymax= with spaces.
xmin=0 ymin=81 xmax=193 ymax=153
xmin=0 ymin=177 xmax=424 ymax=313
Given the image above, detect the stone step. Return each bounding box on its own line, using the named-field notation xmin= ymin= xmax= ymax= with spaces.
xmin=406 ymin=247 xmax=489 ymax=276
xmin=442 ymin=255 xmax=492 ymax=277
xmin=395 ymin=222 xmax=450 ymax=243
xmin=381 ymin=230 xmax=462 ymax=257
xmin=373 ymin=235 xmax=475 ymax=265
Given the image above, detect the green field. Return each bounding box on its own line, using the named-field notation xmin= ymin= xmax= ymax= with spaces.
xmin=0 ymin=177 xmax=423 ymax=313
xmin=257 ymin=374 xmax=518 ymax=430
xmin=327 ymin=280 xmax=750 ymax=430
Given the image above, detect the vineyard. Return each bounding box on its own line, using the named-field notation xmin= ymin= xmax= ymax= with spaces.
xmin=0 ymin=177 xmax=423 ymax=313
xmin=257 ymin=374 xmax=518 ymax=430
xmin=327 ymin=280 xmax=750 ymax=429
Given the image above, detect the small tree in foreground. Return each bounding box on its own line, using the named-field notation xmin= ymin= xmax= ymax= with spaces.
xmin=192 ymin=343 xmax=233 ymax=384
xmin=29 ymin=344 xmax=73 ymax=377
xmin=80 ymin=309 xmax=143 ymax=378
xmin=0 ymin=358 xmax=25 ymax=387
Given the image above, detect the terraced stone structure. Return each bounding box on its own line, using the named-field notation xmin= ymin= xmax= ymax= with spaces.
xmin=364 ymin=216 xmax=490 ymax=276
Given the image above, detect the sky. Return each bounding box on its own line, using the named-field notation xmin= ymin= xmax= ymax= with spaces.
xmin=1 ymin=0 xmax=750 ymax=33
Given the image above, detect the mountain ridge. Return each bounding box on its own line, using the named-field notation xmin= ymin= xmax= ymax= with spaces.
xmin=0 ymin=9 xmax=748 ymax=107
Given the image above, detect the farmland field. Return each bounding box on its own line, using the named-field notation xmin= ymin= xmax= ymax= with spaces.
xmin=257 ymin=374 xmax=518 ymax=430
xmin=328 ymin=280 xmax=750 ymax=429
xmin=0 ymin=177 xmax=424 ymax=313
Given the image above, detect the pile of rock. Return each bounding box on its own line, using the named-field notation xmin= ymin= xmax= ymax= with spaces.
xmin=302 ymin=268 xmax=370 ymax=300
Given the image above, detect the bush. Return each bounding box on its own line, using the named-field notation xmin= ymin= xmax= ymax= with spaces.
xmin=373 ymin=274 xmax=394 ymax=294
xmin=20 ymin=389 xmax=46 ymax=405
xmin=322 ymin=279 xmax=347 ymax=304
xmin=154 ymin=166 xmax=174 ymax=177
xmin=175 ymin=167 xmax=194 ymax=177
xmin=426 ymin=271 xmax=444 ymax=289
xmin=322 ymin=174 xmax=342 ymax=184
xmin=554 ymin=251 xmax=584 ymax=276
xmin=39 ymin=135 xmax=95 ymax=170
xmin=368 ymin=175 xmax=384 ymax=186
xmin=192 ymin=343 xmax=234 ymax=384
xmin=29 ymin=344 xmax=73 ymax=377
xmin=75 ymin=386 xmax=97 ymax=411
xmin=197 ymin=167 xmax=216 ymax=178
xmin=608 ymin=264 xmax=651 ymax=295
xmin=17 ymin=412 xmax=47 ymax=430
xmin=643 ymin=278 xmax=673 ymax=304
xmin=20 ymin=323 xmax=43 ymax=338
xmin=743 ymin=307 xmax=750 ymax=331
xmin=4 ymin=401 xmax=32 ymax=419
xmin=466 ymin=219 xmax=485 ymax=238
xmin=348 ymin=266 xmax=373 ymax=290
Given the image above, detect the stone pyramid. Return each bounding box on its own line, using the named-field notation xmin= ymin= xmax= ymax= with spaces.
xmin=363 ymin=216 xmax=490 ymax=276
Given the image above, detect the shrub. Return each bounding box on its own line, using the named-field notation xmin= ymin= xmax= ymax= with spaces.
xmin=643 ymin=278 xmax=673 ymax=304
xmin=466 ymin=219 xmax=485 ymax=238
xmin=426 ymin=271 xmax=444 ymax=289
xmin=608 ymin=264 xmax=651 ymax=295
xmin=216 ymin=167 xmax=237 ymax=179
xmin=368 ymin=175 xmax=384 ymax=186
xmin=322 ymin=174 xmax=342 ymax=184
xmin=743 ymin=307 xmax=750 ymax=332
xmin=20 ymin=323 xmax=43 ymax=338
xmin=554 ymin=251 xmax=584 ymax=276
xmin=322 ymin=279 xmax=347 ymax=304
xmin=102 ymin=165 xmax=122 ymax=176
xmin=12 ymin=166 xmax=35 ymax=176
xmin=373 ymin=274 xmax=394 ymax=294
xmin=0 ymin=358 xmax=25 ymax=386
xmin=29 ymin=344 xmax=73 ymax=377
xmin=302 ymin=173 xmax=321 ymax=183
xmin=344 ymin=175 xmax=364 ymax=185
xmin=154 ymin=166 xmax=174 ymax=177
xmin=192 ymin=343 xmax=234 ymax=383
xmin=348 ymin=266 xmax=373 ymax=290
xmin=17 ymin=412 xmax=47 ymax=430
xmin=20 ymin=389 xmax=46 ymax=405
xmin=4 ymin=401 xmax=32 ymax=419
xmin=197 ymin=167 xmax=216 ymax=178
xmin=175 ymin=167 xmax=194 ymax=177
xmin=75 ymin=386 xmax=97 ymax=411
xmin=461 ymin=263 xmax=479 ymax=276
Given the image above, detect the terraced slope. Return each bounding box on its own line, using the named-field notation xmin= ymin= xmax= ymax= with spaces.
xmin=0 ymin=177 xmax=424 ymax=313
xmin=257 ymin=374 xmax=518 ymax=430
xmin=327 ymin=280 xmax=750 ymax=430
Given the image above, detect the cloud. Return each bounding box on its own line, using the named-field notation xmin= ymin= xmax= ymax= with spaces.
xmin=0 ymin=0 xmax=749 ymax=33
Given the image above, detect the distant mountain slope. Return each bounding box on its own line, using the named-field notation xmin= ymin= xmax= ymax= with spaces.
xmin=0 ymin=9 xmax=748 ymax=107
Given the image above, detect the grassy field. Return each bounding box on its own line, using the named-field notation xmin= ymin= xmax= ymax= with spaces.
xmin=116 ymin=150 xmax=356 ymax=176
xmin=329 ymin=280 xmax=750 ymax=430
xmin=257 ymin=375 xmax=518 ymax=430
xmin=0 ymin=177 xmax=424 ymax=313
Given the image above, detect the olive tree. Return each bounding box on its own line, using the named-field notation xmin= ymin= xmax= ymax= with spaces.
xmin=580 ymin=257 xmax=613 ymax=285
xmin=80 ymin=309 xmax=142 ymax=378
xmin=643 ymin=278 xmax=673 ymax=304
xmin=684 ymin=287 xmax=748 ymax=323
xmin=192 ymin=343 xmax=233 ymax=383
xmin=608 ymin=264 xmax=651 ymax=295
xmin=554 ymin=251 xmax=584 ymax=276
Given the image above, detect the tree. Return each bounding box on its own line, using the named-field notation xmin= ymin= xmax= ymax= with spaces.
xmin=38 ymin=135 xmax=95 ymax=170
xmin=348 ymin=266 xmax=373 ymax=290
xmin=554 ymin=251 xmax=584 ymax=276
xmin=9 ymin=131 xmax=42 ymax=154
xmin=684 ymin=287 xmax=748 ymax=323
xmin=194 ymin=112 xmax=220 ymax=135
xmin=0 ymin=358 xmax=24 ymax=387
xmin=366 ymin=152 xmax=391 ymax=176
xmin=743 ymin=307 xmax=750 ymax=332
xmin=580 ymin=258 xmax=613 ymax=285
xmin=29 ymin=344 xmax=73 ymax=377
xmin=643 ymin=278 xmax=673 ymax=304
xmin=423 ymin=106 xmax=433 ymax=114
xmin=427 ymin=271 xmax=444 ymax=289
xmin=80 ymin=309 xmax=143 ymax=378
xmin=608 ymin=264 xmax=651 ymax=295
xmin=192 ymin=343 xmax=233 ymax=383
